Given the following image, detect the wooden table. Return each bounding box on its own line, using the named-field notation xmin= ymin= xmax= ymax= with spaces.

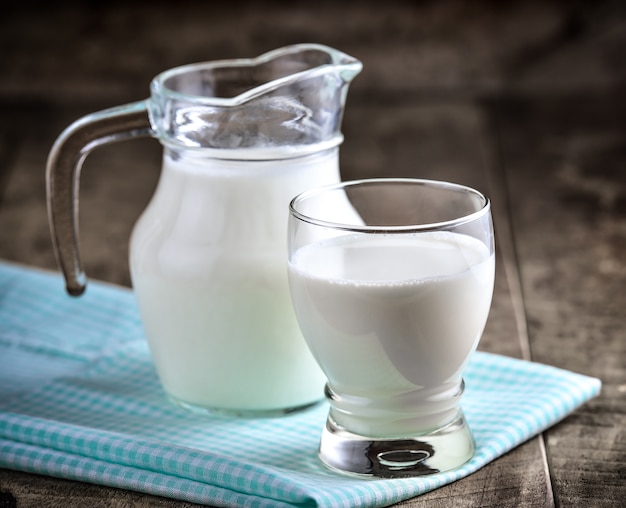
xmin=0 ymin=1 xmax=624 ymax=506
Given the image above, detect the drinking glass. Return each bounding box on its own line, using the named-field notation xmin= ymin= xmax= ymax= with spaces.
xmin=287 ymin=178 xmax=495 ymax=477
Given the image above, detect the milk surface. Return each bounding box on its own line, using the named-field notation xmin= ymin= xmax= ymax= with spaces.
xmin=129 ymin=148 xmax=337 ymax=411
xmin=288 ymin=231 xmax=495 ymax=435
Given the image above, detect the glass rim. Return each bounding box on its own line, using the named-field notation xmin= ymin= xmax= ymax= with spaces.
xmin=150 ymin=43 xmax=362 ymax=107
xmin=289 ymin=178 xmax=491 ymax=233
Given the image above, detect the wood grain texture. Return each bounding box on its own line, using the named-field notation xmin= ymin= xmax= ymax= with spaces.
xmin=493 ymin=93 xmax=626 ymax=507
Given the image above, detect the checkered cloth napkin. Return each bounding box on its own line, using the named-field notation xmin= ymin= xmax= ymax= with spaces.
xmin=0 ymin=261 xmax=601 ymax=508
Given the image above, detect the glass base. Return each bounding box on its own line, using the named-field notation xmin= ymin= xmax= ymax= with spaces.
xmin=167 ymin=393 xmax=322 ymax=418
xmin=318 ymin=411 xmax=474 ymax=478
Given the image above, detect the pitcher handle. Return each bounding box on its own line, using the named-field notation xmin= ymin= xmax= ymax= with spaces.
xmin=45 ymin=100 xmax=153 ymax=296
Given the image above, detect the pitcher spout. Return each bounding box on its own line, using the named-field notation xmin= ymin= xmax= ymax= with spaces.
xmin=148 ymin=44 xmax=363 ymax=156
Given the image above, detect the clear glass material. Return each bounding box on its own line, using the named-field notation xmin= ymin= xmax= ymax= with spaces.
xmin=287 ymin=178 xmax=495 ymax=476
xmin=45 ymin=44 xmax=362 ymax=415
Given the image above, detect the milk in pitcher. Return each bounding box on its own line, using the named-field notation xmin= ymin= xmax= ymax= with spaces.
xmin=130 ymin=148 xmax=338 ymax=413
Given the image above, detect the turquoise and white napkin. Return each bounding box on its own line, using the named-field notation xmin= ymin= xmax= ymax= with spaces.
xmin=0 ymin=261 xmax=601 ymax=507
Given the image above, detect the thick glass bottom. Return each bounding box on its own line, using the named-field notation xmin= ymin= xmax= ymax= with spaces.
xmin=167 ymin=393 xmax=322 ymax=418
xmin=318 ymin=410 xmax=474 ymax=478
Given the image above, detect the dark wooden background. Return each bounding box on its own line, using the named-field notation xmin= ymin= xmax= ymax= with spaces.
xmin=0 ymin=1 xmax=624 ymax=506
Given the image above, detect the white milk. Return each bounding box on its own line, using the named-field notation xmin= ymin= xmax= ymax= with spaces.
xmin=288 ymin=231 xmax=495 ymax=436
xmin=129 ymin=148 xmax=337 ymax=412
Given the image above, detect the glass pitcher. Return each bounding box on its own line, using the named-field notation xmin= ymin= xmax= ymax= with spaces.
xmin=46 ymin=44 xmax=362 ymax=416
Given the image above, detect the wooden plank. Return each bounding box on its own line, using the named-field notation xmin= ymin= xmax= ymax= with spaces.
xmin=494 ymin=93 xmax=626 ymax=507
xmin=0 ymin=469 xmax=201 ymax=508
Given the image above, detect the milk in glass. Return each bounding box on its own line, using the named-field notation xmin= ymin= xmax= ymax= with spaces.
xmin=288 ymin=231 xmax=495 ymax=436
